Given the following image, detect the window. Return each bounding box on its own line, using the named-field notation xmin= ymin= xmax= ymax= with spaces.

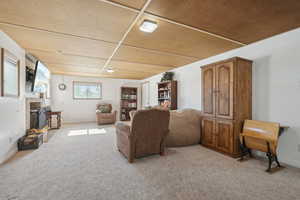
xmin=73 ymin=81 xmax=102 ymax=99
xmin=0 ymin=49 xmax=20 ymax=97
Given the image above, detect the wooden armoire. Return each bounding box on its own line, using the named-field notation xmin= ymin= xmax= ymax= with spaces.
xmin=201 ymin=57 xmax=252 ymax=157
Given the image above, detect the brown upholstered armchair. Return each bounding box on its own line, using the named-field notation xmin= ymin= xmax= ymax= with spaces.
xmin=96 ymin=104 xmax=117 ymax=125
xmin=115 ymin=109 xmax=170 ymax=163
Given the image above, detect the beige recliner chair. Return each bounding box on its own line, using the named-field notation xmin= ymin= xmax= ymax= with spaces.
xmin=115 ymin=109 xmax=170 ymax=163
xmin=96 ymin=104 xmax=117 ymax=125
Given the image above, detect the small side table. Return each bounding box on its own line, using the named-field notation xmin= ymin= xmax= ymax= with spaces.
xmin=47 ymin=111 xmax=62 ymax=129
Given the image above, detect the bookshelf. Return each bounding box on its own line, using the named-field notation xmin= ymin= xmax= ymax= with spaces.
xmin=157 ymin=81 xmax=177 ymax=110
xmin=120 ymin=87 xmax=138 ymax=121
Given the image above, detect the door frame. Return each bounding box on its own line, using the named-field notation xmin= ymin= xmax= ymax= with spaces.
xmin=141 ymin=81 xmax=150 ymax=108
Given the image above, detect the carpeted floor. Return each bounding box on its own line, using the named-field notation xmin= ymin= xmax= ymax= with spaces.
xmin=0 ymin=123 xmax=299 ymax=200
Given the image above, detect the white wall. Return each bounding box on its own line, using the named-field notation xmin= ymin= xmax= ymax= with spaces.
xmin=51 ymin=75 xmax=141 ymax=123
xmin=144 ymin=28 xmax=300 ymax=168
xmin=0 ymin=31 xmax=26 ymax=164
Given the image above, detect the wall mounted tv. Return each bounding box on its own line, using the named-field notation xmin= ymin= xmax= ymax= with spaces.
xmin=25 ymin=53 xmax=51 ymax=96
xmin=25 ymin=53 xmax=37 ymax=93
xmin=31 ymin=60 xmax=51 ymax=96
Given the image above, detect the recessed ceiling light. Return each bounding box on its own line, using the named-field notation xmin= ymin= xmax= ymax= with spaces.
xmin=106 ymin=68 xmax=114 ymax=73
xmin=139 ymin=20 xmax=158 ymax=33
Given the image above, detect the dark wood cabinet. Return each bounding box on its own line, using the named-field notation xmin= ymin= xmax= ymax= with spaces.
xmin=201 ymin=57 xmax=252 ymax=157
xmin=202 ymin=66 xmax=215 ymax=117
xmin=215 ymin=120 xmax=234 ymax=153
xmin=215 ymin=61 xmax=234 ymax=120
xmin=201 ymin=118 xmax=215 ymax=148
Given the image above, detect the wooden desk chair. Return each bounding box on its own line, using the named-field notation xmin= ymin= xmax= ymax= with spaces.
xmin=239 ymin=120 xmax=281 ymax=172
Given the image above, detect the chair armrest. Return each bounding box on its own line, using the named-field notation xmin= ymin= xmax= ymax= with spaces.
xmin=129 ymin=110 xmax=137 ymax=120
xmin=115 ymin=121 xmax=131 ymax=138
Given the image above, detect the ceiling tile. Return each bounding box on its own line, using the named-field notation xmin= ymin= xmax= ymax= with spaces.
xmin=123 ymin=15 xmax=241 ymax=59
xmin=0 ymin=24 xmax=116 ymax=59
xmin=51 ymin=67 xmax=146 ymax=80
xmin=146 ymin=0 xmax=300 ymax=43
xmin=109 ymin=60 xmax=173 ymax=73
xmin=109 ymin=0 xmax=146 ymax=9
xmin=0 ymin=0 xmax=137 ymax=42
xmin=113 ymin=45 xmax=199 ymax=67
xmin=47 ymin=64 xmax=103 ymax=74
xmin=28 ymin=49 xmax=106 ymax=68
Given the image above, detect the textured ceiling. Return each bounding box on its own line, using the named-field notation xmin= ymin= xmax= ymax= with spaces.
xmin=0 ymin=0 xmax=299 ymax=79
xmin=0 ymin=0 xmax=137 ymax=42
xmin=123 ymin=15 xmax=241 ymax=59
xmin=109 ymin=0 xmax=146 ymax=9
xmin=146 ymin=0 xmax=300 ymax=44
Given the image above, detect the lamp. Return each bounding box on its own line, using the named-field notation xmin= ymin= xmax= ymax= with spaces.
xmin=106 ymin=68 xmax=114 ymax=73
xmin=139 ymin=20 xmax=158 ymax=33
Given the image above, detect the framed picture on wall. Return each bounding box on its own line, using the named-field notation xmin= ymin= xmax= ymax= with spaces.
xmin=0 ymin=48 xmax=20 ymax=97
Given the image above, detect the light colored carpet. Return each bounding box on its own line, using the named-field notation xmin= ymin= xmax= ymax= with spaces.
xmin=0 ymin=123 xmax=299 ymax=200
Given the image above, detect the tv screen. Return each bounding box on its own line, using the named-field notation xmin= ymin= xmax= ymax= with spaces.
xmin=32 ymin=61 xmax=51 ymax=97
xmin=25 ymin=53 xmax=38 ymax=93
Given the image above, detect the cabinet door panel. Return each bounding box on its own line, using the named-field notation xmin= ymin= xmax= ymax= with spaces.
xmin=215 ymin=120 xmax=233 ymax=153
xmin=215 ymin=62 xmax=234 ymax=119
xmin=201 ymin=118 xmax=215 ymax=148
xmin=202 ymin=66 xmax=215 ymax=117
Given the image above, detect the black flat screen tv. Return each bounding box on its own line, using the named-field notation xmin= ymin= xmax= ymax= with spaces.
xmin=32 ymin=60 xmax=51 ymax=97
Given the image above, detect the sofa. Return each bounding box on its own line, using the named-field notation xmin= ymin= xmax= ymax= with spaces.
xmin=166 ymin=109 xmax=202 ymax=147
xmin=96 ymin=104 xmax=117 ymax=125
xmin=115 ymin=109 xmax=170 ymax=163
xmin=130 ymin=108 xmax=202 ymax=147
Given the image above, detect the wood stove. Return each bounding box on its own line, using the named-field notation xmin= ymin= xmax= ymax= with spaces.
xmin=29 ymin=102 xmax=50 ymax=129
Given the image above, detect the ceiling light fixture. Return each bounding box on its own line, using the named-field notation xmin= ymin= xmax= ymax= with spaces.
xmin=106 ymin=67 xmax=114 ymax=73
xmin=139 ymin=20 xmax=158 ymax=33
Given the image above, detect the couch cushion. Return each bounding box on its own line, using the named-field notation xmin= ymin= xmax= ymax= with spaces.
xmin=166 ymin=109 xmax=202 ymax=147
xmin=96 ymin=104 xmax=112 ymax=113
